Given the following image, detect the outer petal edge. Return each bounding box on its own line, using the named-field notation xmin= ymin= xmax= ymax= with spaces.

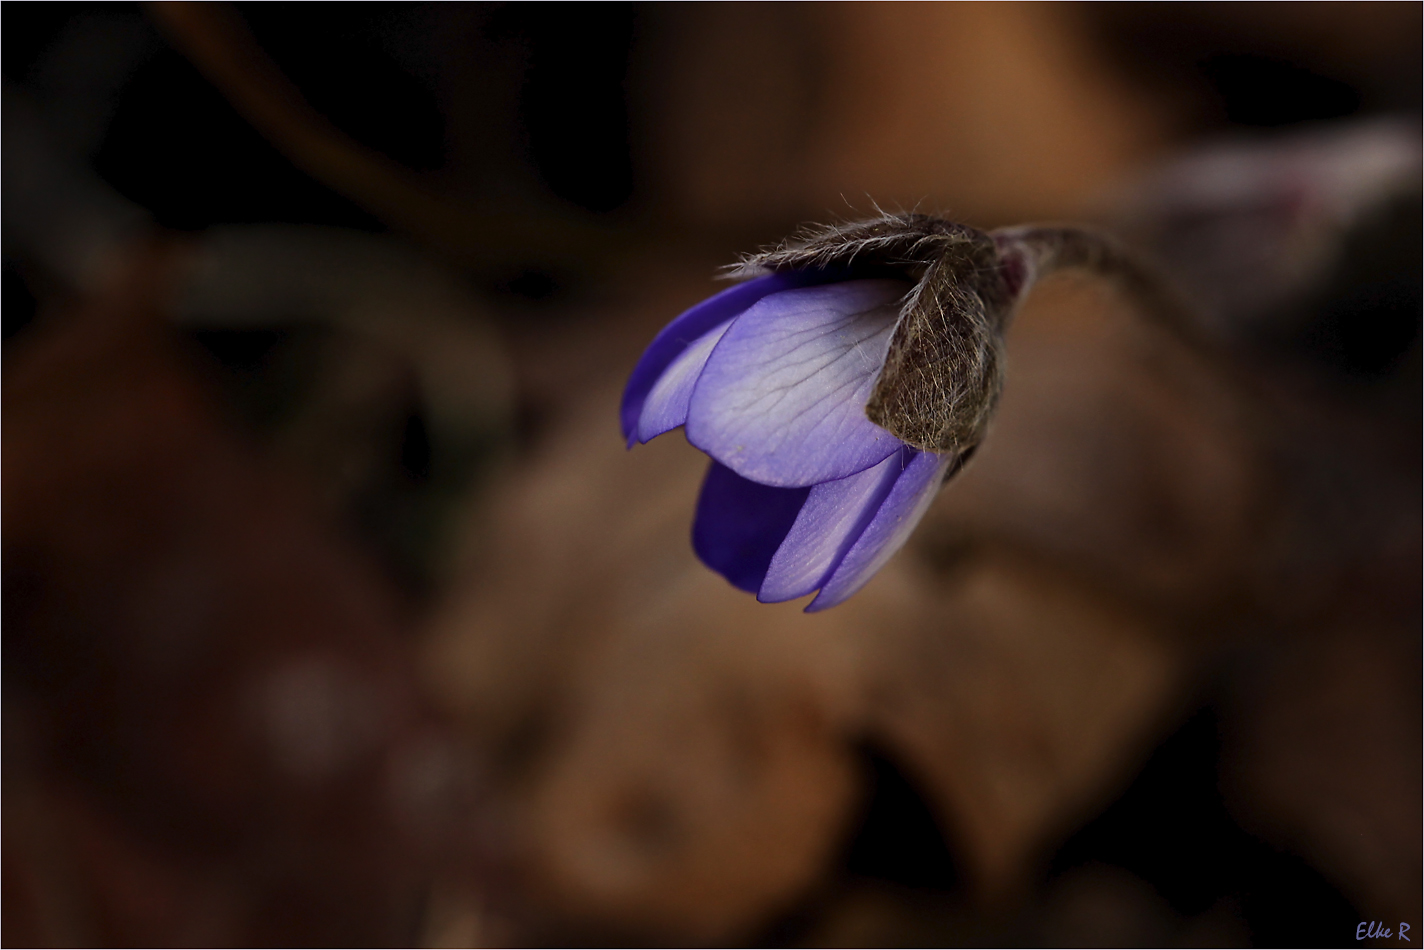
xmin=756 ymin=449 xmax=907 ymax=603
xmin=805 ymin=449 xmax=951 ymax=611
xmin=621 ymin=271 xmax=840 ymax=446
xmin=634 ymin=318 xmax=734 ymax=444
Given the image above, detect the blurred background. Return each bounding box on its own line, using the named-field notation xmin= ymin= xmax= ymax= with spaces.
xmin=3 ymin=2 xmax=1419 ymax=946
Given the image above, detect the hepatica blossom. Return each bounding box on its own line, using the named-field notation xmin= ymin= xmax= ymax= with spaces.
xmin=621 ymin=214 xmax=1143 ymax=610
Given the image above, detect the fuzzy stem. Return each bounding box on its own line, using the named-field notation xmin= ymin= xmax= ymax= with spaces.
xmin=992 ymin=225 xmax=1205 ymax=351
xmin=990 ymin=223 xmax=1269 ymax=449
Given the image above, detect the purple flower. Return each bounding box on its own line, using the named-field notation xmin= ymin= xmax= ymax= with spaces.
xmin=621 ymin=214 xmax=1126 ymax=610
xmin=621 ymin=270 xmax=956 ymax=611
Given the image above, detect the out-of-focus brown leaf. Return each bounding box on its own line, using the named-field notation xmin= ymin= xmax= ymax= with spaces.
xmin=647 ymin=3 xmax=1175 ymax=227
xmin=3 ymin=249 xmax=467 ymax=946
xmin=1224 ymin=615 xmax=1422 ymax=926
xmin=425 ymin=380 xmax=861 ymax=943
xmin=856 ymin=549 xmax=1185 ymax=899
xmin=923 ymin=273 xmax=1267 ymax=618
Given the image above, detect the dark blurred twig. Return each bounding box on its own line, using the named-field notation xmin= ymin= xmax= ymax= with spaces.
xmin=145 ymin=2 xmax=613 ymax=270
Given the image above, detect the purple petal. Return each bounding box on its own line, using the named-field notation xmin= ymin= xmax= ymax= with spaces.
xmin=806 ymin=449 xmax=952 ymax=611
xmin=621 ymin=272 xmax=833 ymax=446
xmin=686 ymin=279 xmax=910 ymax=487
xmin=757 ymin=449 xmax=906 ymax=603
xmin=692 ymin=462 xmax=811 ymax=594
xmin=634 ymin=318 xmax=734 ymax=443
